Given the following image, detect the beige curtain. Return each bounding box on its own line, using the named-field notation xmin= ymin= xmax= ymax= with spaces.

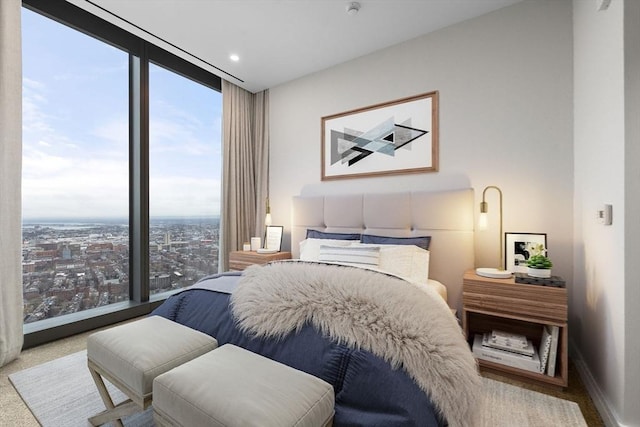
xmin=253 ymin=90 xmax=270 ymax=238
xmin=220 ymin=81 xmax=269 ymax=270
xmin=0 ymin=0 xmax=24 ymax=367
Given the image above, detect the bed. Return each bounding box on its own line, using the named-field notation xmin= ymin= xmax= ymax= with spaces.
xmin=151 ymin=189 xmax=481 ymax=426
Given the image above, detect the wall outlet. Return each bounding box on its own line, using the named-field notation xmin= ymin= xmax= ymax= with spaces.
xmin=597 ymin=204 xmax=613 ymax=225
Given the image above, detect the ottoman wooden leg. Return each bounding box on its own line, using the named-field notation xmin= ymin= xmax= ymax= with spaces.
xmin=88 ymin=364 xmax=138 ymax=427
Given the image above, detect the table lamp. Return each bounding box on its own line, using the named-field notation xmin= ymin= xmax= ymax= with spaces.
xmin=476 ymin=186 xmax=511 ymax=278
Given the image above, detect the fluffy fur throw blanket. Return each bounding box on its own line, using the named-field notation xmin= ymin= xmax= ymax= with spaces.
xmin=230 ymin=261 xmax=481 ymax=426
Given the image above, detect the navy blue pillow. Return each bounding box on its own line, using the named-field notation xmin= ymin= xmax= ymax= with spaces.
xmin=360 ymin=234 xmax=431 ymax=250
xmin=306 ymin=229 xmax=361 ymax=240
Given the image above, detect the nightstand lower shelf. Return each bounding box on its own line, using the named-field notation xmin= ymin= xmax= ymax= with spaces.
xmin=476 ymin=358 xmax=567 ymax=388
xmin=465 ymin=311 xmax=568 ymax=388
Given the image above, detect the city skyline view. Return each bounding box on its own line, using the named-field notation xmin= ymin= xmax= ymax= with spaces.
xmin=21 ymin=7 xmax=222 ymax=220
xmin=21 ymin=217 xmax=220 ymax=323
xmin=22 ymin=216 xmax=221 ymax=223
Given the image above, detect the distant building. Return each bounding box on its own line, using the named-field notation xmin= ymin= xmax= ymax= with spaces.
xmin=37 ymin=242 xmax=58 ymax=251
xmin=34 ymin=249 xmax=57 ymax=259
xmin=150 ymin=274 xmax=171 ymax=291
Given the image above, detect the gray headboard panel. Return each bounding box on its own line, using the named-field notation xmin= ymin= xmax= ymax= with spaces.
xmin=291 ymin=188 xmax=475 ymax=312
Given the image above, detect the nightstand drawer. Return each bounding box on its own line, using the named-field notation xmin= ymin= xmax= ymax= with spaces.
xmin=463 ymin=292 xmax=567 ymax=323
xmin=463 ymin=272 xmax=567 ymax=322
xmin=463 ymin=277 xmax=567 ymax=304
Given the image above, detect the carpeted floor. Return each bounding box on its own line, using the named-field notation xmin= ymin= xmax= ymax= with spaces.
xmin=0 ymin=322 xmax=604 ymax=426
xmin=9 ymin=349 xmax=588 ymax=427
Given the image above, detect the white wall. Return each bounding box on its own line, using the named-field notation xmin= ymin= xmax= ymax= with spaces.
xmin=623 ymin=0 xmax=640 ymax=423
xmin=270 ymin=1 xmax=573 ymax=306
xmin=573 ymin=0 xmax=640 ymax=425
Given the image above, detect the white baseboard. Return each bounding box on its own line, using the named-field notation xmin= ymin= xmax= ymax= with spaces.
xmin=570 ymin=340 xmax=621 ymax=427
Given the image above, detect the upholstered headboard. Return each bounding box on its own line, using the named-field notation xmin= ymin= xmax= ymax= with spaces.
xmin=291 ymin=189 xmax=475 ymax=313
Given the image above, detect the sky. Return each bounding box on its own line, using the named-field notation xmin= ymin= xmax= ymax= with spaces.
xmin=21 ymin=8 xmax=222 ymax=220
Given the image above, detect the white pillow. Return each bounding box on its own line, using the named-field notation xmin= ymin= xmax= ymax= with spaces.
xmin=299 ymin=238 xmax=355 ymax=261
xmin=318 ymin=245 xmax=380 ymax=266
xmin=352 ymin=243 xmax=430 ymax=285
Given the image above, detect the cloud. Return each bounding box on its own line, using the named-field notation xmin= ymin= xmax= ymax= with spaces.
xmin=22 ymin=147 xmax=73 ymax=178
xmin=22 ymin=78 xmax=55 ymax=136
xmin=149 ymin=104 xmax=217 ymax=157
xmin=91 ymin=117 xmax=129 ymax=155
xmin=21 ymin=77 xmax=129 ymax=218
xmin=53 ymin=61 xmax=128 ymax=83
xmin=150 ymin=176 xmax=222 ymax=217
xmin=22 ymin=151 xmax=129 ymax=218
xmin=21 ymin=61 xmax=221 ymax=220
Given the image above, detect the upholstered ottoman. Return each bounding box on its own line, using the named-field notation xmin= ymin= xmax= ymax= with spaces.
xmin=86 ymin=315 xmax=218 ymax=427
xmin=153 ymin=344 xmax=335 ymax=427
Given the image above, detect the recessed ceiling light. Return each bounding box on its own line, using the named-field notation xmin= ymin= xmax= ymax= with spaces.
xmin=230 ymin=54 xmax=240 ymax=62
xmin=346 ymin=2 xmax=360 ymax=16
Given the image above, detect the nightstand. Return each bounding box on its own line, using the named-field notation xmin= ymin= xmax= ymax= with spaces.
xmin=462 ymin=270 xmax=568 ymax=388
xmin=228 ymin=251 xmax=292 ymax=271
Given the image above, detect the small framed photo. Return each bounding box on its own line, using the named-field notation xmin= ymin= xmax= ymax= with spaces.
xmin=264 ymin=225 xmax=284 ymax=251
xmin=504 ymin=232 xmax=547 ymax=273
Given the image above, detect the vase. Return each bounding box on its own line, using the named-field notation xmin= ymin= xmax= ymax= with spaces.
xmin=527 ymin=267 xmax=551 ymax=278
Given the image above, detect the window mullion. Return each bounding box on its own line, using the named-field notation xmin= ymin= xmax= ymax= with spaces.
xmin=129 ymin=46 xmax=150 ymax=303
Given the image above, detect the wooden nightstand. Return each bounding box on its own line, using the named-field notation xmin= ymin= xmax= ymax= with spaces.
xmin=228 ymin=251 xmax=292 ymax=271
xmin=462 ymin=270 xmax=568 ymax=388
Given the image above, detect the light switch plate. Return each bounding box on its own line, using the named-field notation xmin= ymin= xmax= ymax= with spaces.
xmin=597 ymin=204 xmax=613 ymax=225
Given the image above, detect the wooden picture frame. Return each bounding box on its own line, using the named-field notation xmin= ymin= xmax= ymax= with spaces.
xmin=264 ymin=225 xmax=283 ymax=251
xmin=504 ymin=232 xmax=548 ymax=273
xmin=321 ymin=91 xmax=439 ymax=180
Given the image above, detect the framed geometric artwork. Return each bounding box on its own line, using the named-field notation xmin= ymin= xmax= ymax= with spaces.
xmin=504 ymin=232 xmax=548 ymax=273
xmin=321 ymin=91 xmax=439 ymax=180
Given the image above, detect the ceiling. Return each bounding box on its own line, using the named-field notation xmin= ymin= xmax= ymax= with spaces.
xmin=66 ymin=0 xmax=523 ymax=93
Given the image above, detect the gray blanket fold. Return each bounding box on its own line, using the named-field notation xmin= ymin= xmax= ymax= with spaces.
xmin=230 ymin=261 xmax=482 ymax=427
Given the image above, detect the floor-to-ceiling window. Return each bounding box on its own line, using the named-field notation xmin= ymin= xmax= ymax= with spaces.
xmin=21 ymin=1 xmax=221 ymax=344
xmin=21 ymin=7 xmax=130 ymax=323
xmin=148 ymin=63 xmax=222 ymax=294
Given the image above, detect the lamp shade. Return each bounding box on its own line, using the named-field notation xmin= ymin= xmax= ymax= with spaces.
xmin=478 ymin=212 xmax=488 ymax=230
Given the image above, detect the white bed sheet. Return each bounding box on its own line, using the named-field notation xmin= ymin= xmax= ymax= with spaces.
xmin=427 ymin=278 xmax=447 ymax=302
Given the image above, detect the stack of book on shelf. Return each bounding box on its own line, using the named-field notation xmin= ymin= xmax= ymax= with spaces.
xmin=539 ymin=325 xmax=560 ymax=377
xmin=472 ymin=330 xmax=541 ymax=373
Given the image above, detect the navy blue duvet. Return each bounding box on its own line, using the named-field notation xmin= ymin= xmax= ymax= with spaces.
xmin=151 ymin=274 xmax=446 ymax=426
